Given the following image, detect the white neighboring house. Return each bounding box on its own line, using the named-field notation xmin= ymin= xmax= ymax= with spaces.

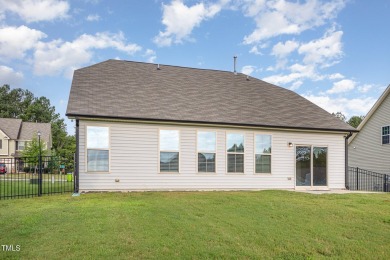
xmin=66 ymin=60 xmax=356 ymax=192
xmin=349 ymin=85 xmax=390 ymax=174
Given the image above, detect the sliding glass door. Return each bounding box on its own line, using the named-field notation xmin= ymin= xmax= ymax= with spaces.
xmin=296 ymin=146 xmax=328 ymax=188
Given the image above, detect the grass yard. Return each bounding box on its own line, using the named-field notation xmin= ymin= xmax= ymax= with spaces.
xmin=0 ymin=174 xmax=73 ymax=198
xmin=0 ymin=191 xmax=389 ymax=259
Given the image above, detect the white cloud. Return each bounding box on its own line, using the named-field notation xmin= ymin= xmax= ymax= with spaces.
xmin=327 ymin=79 xmax=356 ymax=94
xmin=264 ymin=63 xmax=323 ymax=86
xmin=33 ymin=32 xmax=142 ymax=77
xmin=154 ymin=0 xmax=225 ymax=47
xmin=0 ymin=0 xmax=70 ymax=23
xmin=263 ymin=72 xmax=302 ymax=85
xmin=249 ymin=45 xmax=262 ymax=55
xmin=289 ymin=80 xmax=303 ymax=91
xmin=358 ymin=84 xmax=373 ymax=93
xmin=266 ymin=59 xmax=288 ymax=71
xmin=243 ymin=0 xmax=346 ymax=44
xmin=271 ymin=40 xmax=299 ymax=58
xmin=241 ymin=65 xmax=256 ymax=75
xmin=261 ymin=26 xmax=344 ymax=88
xmin=144 ymin=49 xmax=157 ymax=63
xmin=328 ymin=73 xmax=344 ymax=80
xmin=0 ymin=25 xmax=47 ymax=60
xmin=298 ymin=28 xmax=343 ymax=66
xmin=86 ymin=14 xmax=100 ymax=22
xmin=0 ymin=65 xmax=24 ymax=86
xmin=302 ymin=94 xmax=376 ymax=117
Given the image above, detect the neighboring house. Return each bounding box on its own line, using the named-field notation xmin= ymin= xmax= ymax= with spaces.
xmin=66 ymin=59 xmax=356 ymax=192
xmin=349 ymin=85 xmax=390 ymax=174
xmin=0 ymin=118 xmax=52 ymax=159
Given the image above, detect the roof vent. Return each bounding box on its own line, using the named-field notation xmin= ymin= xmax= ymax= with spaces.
xmin=233 ymin=56 xmax=237 ymax=75
xmin=157 ymin=64 xmax=161 ymax=70
xmin=246 ymin=75 xmax=250 ymax=81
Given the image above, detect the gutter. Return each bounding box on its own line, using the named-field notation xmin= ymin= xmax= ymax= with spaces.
xmin=345 ymin=132 xmax=353 ymax=190
xmin=72 ymin=119 xmax=80 ymax=196
xmin=65 ymin=113 xmax=358 ymax=134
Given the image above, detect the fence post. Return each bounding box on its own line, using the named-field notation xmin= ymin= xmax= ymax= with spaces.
xmin=38 ymin=155 xmax=42 ymax=197
xmin=356 ymin=167 xmax=359 ymax=190
xmin=384 ymin=174 xmax=388 ymax=192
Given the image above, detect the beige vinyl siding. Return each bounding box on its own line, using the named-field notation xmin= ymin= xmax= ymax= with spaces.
xmin=349 ymin=93 xmax=390 ymax=174
xmin=216 ymin=131 xmax=225 ymax=175
xmin=78 ymin=120 xmax=346 ymax=191
xmin=0 ymin=131 xmax=8 ymax=156
xmin=180 ymin=129 xmax=196 ymax=174
xmin=9 ymin=140 xmax=15 ymax=156
xmin=245 ymin=132 xmax=254 ymax=174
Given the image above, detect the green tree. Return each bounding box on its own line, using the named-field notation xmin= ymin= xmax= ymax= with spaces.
xmin=332 ymin=112 xmax=347 ymax=122
xmin=21 ymin=134 xmax=49 ymax=158
xmin=0 ymin=84 xmax=74 ymax=160
xmin=21 ymin=134 xmax=49 ymax=174
xmin=347 ymin=115 xmax=365 ymax=128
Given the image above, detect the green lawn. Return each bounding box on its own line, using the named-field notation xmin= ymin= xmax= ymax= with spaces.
xmin=0 ymin=191 xmax=389 ymax=259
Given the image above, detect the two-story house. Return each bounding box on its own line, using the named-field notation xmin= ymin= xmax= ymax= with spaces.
xmin=349 ymin=85 xmax=390 ymax=174
xmin=0 ymin=118 xmax=52 ymax=159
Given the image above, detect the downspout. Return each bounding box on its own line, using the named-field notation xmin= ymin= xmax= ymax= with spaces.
xmin=345 ymin=132 xmax=353 ymax=190
xmin=73 ymin=119 xmax=80 ymax=195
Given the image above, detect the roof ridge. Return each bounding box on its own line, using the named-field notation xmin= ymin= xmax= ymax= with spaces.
xmin=106 ymin=59 xmax=242 ymax=75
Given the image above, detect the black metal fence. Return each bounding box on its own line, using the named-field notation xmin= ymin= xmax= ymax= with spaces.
xmin=0 ymin=156 xmax=75 ymax=200
xmin=347 ymin=167 xmax=390 ymax=192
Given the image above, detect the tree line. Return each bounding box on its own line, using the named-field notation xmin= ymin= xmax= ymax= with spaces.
xmin=332 ymin=112 xmax=365 ymax=128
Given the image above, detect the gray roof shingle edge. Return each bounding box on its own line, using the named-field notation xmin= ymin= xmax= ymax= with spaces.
xmin=66 ymin=59 xmax=356 ymax=132
xmin=0 ymin=118 xmax=51 ymax=141
xmin=19 ymin=122 xmax=51 ymax=143
xmin=0 ymin=118 xmax=22 ymax=139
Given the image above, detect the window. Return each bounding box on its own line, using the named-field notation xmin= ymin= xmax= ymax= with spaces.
xmin=87 ymin=126 xmax=109 ymax=172
xmin=255 ymin=134 xmax=272 ymax=173
xmin=382 ymin=126 xmax=390 ymax=144
xmin=197 ymin=131 xmax=216 ymax=173
xmin=17 ymin=141 xmax=26 ymax=151
xmin=227 ymin=133 xmax=244 ymax=173
xmin=0 ymin=140 xmax=2 ymax=149
xmin=160 ymin=130 xmax=179 ymax=172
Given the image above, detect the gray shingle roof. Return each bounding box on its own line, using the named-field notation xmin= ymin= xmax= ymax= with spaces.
xmin=0 ymin=118 xmax=22 ymax=139
xmin=66 ymin=59 xmax=356 ymax=132
xmin=19 ymin=122 xmax=51 ymax=143
xmin=0 ymin=118 xmax=51 ymax=141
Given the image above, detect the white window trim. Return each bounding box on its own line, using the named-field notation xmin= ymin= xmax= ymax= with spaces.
xmin=16 ymin=140 xmax=28 ymax=151
xmin=0 ymin=139 xmax=6 ymax=156
xmin=253 ymin=133 xmax=273 ymax=175
xmin=196 ymin=130 xmax=217 ymax=174
xmin=226 ymin=131 xmax=245 ymax=175
xmin=381 ymin=125 xmax=390 ymax=145
xmin=158 ymin=128 xmax=181 ymax=174
xmin=294 ymin=144 xmax=329 ymax=189
xmin=85 ymin=125 xmax=111 ymax=173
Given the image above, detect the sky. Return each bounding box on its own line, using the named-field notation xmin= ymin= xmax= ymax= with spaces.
xmin=0 ymin=0 xmax=389 ymax=134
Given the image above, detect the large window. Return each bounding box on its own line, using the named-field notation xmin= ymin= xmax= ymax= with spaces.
xmin=87 ymin=126 xmax=109 ymax=172
xmin=382 ymin=126 xmax=389 ymax=144
xmin=160 ymin=130 xmax=179 ymax=172
xmin=255 ymin=134 xmax=272 ymax=173
xmin=197 ymin=131 xmax=216 ymax=173
xmin=227 ymin=133 xmax=244 ymax=173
